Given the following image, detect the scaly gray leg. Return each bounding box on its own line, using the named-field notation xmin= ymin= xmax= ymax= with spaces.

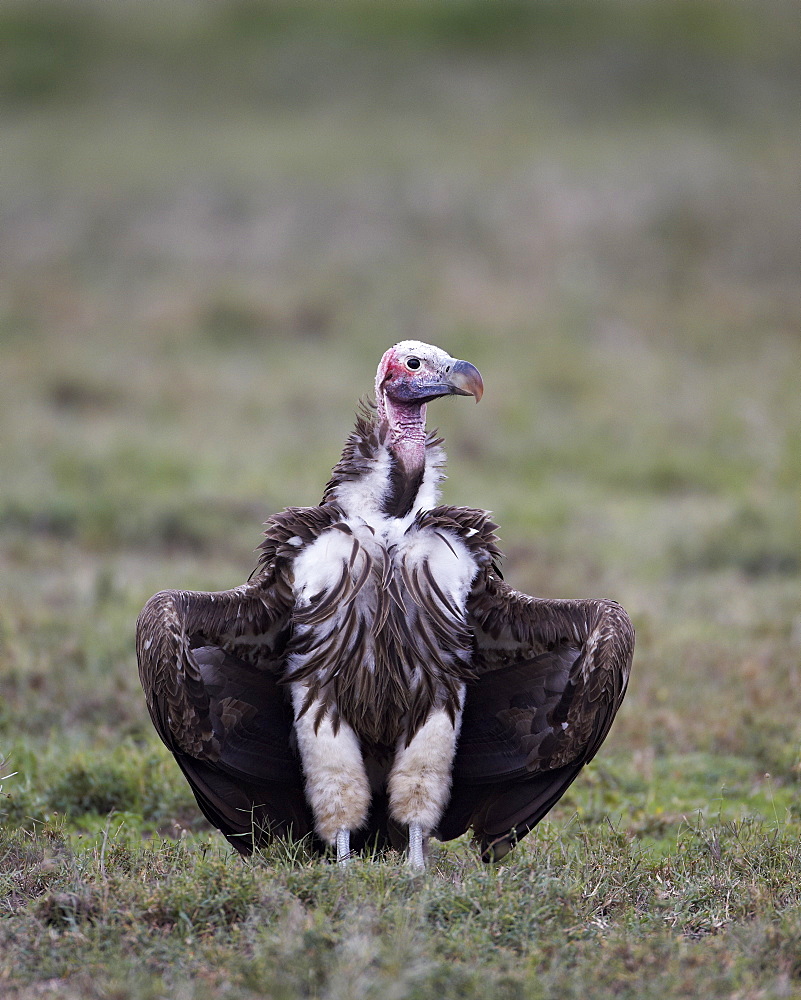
xmin=336 ymin=828 xmax=351 ymax=866
xmin=408 ymin=822 xmax=425 ymax=870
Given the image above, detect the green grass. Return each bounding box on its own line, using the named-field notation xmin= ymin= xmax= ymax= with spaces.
xmin=2 ymin=1 xmax=801 ymax=996
xmin=5 ymin=816 xmax=801 ymax=998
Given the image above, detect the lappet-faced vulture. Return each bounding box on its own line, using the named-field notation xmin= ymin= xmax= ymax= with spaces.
xmin=137 ymin=341 xmax=633 ymax=867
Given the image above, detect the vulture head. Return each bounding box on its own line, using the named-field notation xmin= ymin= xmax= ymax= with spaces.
xmin=374 ymin=340 xmax=483 ymax=474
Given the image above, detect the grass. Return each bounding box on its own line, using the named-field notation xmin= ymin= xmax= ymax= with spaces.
xmin=1 ymin=1 xmax=801 ymax=996
xmin=5 ymin=817 xmax=801 ymax=998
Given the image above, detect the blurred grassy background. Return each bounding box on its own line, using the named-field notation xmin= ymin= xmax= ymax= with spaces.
xmin=1 ymin=0 xmax=800 ymax=834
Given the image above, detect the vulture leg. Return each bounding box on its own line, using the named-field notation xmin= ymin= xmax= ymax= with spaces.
xmin=290 ymin=684 xmax=371 ymax=847
xmin=336 ymin=828 xmax=351 ymax=866
xmin=388 ymin=701 xmax=464 ymax=868
xmin=407 ymin=822 xmax=425 ymax=871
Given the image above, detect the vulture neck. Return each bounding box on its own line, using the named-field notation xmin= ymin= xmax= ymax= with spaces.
xmin=378 ymin=393 xmax=428 ymax=520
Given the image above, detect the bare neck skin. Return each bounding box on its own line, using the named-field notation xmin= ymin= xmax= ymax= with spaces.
xmin=376 ymin=392 xmax=428 ymax=517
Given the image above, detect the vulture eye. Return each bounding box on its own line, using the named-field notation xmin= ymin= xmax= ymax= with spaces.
xmin=405 ymin=357 xmax=421 ymax=370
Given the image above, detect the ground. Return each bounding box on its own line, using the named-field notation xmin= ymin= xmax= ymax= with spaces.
xmin=1 ymin=2 xmax=801 ymax=997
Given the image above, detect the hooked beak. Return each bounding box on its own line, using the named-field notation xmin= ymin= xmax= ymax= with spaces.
xmin=444 ymin=359 xmax=484 ymax=403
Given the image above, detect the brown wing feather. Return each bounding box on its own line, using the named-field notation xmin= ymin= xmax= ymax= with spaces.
xmin=439 ymin=572 xmax=634 ymax=860
xmin=136 ymin=564 xmax=315 ymax=852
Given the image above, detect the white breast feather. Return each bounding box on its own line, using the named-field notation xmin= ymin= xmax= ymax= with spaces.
xmin=399 ymin=527 xmax=478 ymax=609
xmin=291 ymin=529 xmax=358 ymax=604
xmin=293 ymin=517 xmax=478 ymax=616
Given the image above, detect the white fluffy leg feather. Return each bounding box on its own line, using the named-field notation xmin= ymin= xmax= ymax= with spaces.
xmin=388 ymin=703 xmax=463 ymax=841
xmin=292 ymin=686 xmax=370 ymax=845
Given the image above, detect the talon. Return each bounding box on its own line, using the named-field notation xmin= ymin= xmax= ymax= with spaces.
xmin=407 ymin=823 xmax=425 ymax=870
xmin=336 ymin=828 xmax=351 ymax=866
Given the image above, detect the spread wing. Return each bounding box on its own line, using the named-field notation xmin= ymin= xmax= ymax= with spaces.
xmin=136 ymin=573 xmax=316 ymax=853
xmin=439 ymin=572 xmax=634 ymax=860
